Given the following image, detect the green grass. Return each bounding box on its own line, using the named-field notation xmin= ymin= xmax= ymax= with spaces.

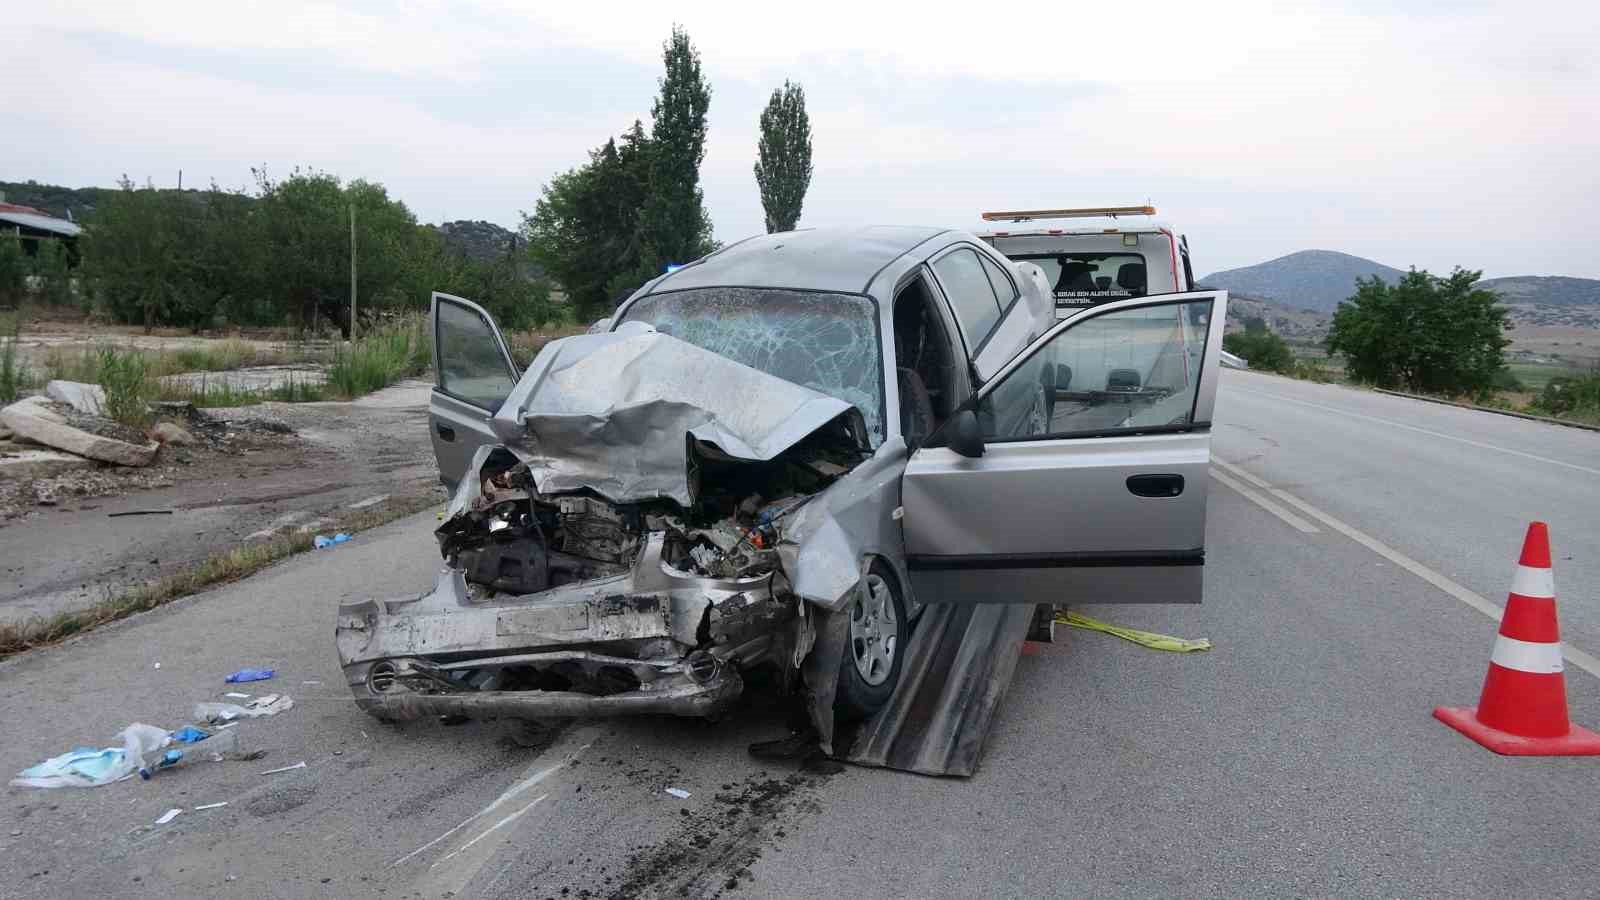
xmin=0 ymin=335 xmax=22 ymax=405
xmin=1505 ymin=362 xmax=1581 ymax=394
xmin=0 ymin=493 xmax=441 ymax=660
xmin=326 ymin=315 xmax=430 ymax=398
xmin=96 ymin=346 xmax=155 ymax=427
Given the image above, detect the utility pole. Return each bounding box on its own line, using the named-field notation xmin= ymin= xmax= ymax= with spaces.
xmin=349 ymin=202 xmax=357 ymax=340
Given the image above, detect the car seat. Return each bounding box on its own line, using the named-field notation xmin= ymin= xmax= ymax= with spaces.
xmin=1116 ymin=262 xmax=1147 ymax=296
xmin=1054 ymin=261 xmax=1097 ymax=294
xmin=897 ymin=368 xmax=936 ymax=446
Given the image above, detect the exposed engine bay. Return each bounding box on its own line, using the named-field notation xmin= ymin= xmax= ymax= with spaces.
xmin=336 ymin=414 xmax=869 ymax=725
xmin=438 ymin=420 xmax=865 ymax=592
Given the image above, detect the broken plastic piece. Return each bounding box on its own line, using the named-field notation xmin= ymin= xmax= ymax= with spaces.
xmin=155 ymin=808 xmax=182 ymax=825
xmin=224 ymin=668 xmax=275 ymax=683
xmin=194 ymin=694 xmax=294 ymax=724
xmin=194 ymin=802 xmax=228 ymax=811
xmin=260 ymin=761 xmax=307 ymax=775
xmin=664 ymin=787 xmax=691 ymax=799
xmin=313 ymin=533 xmax=352 ymax=549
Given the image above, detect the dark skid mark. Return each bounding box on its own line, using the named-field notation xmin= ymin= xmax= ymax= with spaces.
xmin=604 ymin=773 xmax=817 ymax=900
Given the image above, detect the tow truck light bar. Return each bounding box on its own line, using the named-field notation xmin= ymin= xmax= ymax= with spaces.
xmin=981 ymin=205 xmax=1157 ymax=223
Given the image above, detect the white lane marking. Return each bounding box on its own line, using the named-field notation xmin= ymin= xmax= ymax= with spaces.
xmin=390 ymin=733 xmax=595 ymax=867
xmin=431 ymin=794 xmax=549 ymax=868
xmin=1491 ymin=634 xmax=1565 ymax=674
xmin=1510 ymin=565 xmax=1556 ymax=599
xmin=1231 ymin=388 xmax=1600 ymax=477
xmin=1209 ymin=457 xmax=1600 ymax=679
xmin=1209 ymin=468 xmax=1320 ymax=534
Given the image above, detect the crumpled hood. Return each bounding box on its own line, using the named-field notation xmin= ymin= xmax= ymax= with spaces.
xmin=492 ymin=322 xmax=867 ymax=506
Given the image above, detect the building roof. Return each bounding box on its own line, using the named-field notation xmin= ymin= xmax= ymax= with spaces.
xmin=0 ymin=203 xmax=82 ymax=238
xmin=647 ymin=226 xmax=950 ymax=296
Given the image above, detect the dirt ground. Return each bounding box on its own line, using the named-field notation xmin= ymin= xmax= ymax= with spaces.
xmin=0 ymin=379 xmax=445 ymax=626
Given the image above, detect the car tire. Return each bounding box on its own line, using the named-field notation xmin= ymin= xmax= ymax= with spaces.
xmin=835 ymin=560 xmax=908 ymax=721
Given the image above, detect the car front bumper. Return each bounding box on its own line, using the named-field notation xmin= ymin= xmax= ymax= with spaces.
xmin=335 ymin=531 xmax=796 ymax=721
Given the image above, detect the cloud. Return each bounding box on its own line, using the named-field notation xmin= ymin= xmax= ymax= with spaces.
xmin=6 ymin=0 xmax=1599 ymax=278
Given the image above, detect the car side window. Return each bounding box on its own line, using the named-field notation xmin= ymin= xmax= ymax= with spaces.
xmin=930 ymin=249 xmax=1002 ymax=349
xmin=979 ymin=298 xmax=1213 ymax=441
xmin=436 ymin=300 xmax=517 ymax=411
xmin=978 ymin=254 xmax=1018 ymax=305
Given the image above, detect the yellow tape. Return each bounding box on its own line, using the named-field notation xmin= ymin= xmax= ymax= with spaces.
xmin=1055 ymin=611 xmax=1212 ymax=653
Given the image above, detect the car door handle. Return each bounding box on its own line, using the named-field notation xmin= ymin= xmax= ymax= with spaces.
xmin=1127 ymin=474 xmax=1184 ymax=498
xmin=435 ymin=423 xmax=456 ymax=442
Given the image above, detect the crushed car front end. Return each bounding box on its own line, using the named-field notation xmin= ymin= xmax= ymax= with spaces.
xmin=337 ymin=323 xmax=879 ymax=722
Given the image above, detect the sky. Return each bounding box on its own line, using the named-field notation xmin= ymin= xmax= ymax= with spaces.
xmin=7 ymin=1 xmax=1598 ymax=279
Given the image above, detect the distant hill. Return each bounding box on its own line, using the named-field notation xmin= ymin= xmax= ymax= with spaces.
xmin=433 ymin=220 xmax=518 ymax=264
xmin=1200 ymin=250 xmax=1405 ymax=313
xmin=1477 ymin=276 xmax=1600 ymax=308
xmin=0 ymin=180 xmax=118 ymax=222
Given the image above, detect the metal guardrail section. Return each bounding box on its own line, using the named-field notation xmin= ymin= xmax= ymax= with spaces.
xmin=843 ymin=603 xmax=1034 ymax=777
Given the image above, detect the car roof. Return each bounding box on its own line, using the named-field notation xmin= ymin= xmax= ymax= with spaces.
xmin=643 ymin=226 xmax=950 ymax=296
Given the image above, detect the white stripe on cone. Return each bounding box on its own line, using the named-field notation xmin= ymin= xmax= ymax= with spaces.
xmin=1510 ymin=564 xmax=1556 ymax=599
xmin=1491 ymin=634 xmax=1565 ymax=674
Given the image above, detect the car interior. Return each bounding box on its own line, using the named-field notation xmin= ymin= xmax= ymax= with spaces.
xmin=892 ymin=276 xmax=962 ymax=446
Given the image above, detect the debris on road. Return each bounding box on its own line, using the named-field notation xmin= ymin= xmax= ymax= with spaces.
xmin=154 ymin=808 xmax=182 ymax=825
xmin=108 ymin=509 xmax=174 ymax=518
xmin=10 ymin=723 xmax=169 ymax=789
xmin=139 ymin=728 xmax=243 ymax=779
xmin=224 ymin=667 xmax=276 ymax=683
xmin=312 ymin=533 xmax=352 ymax=549
xmin=260 ymin=761 xmax=307 ymax=775
xmin=193 ymin=802 xmax=228 ymax=811
xmin=665 ymin=787 xmax=691 ymax=799
xmin=194 ymin=694 xmax=293 ymax=723
xmin=0 ymin=395 xmax=159 ymax=467
xmin=149 ymin=422 xmax=196 ymax=446
xmin=224 ymin=691 xmax=251 ymax=699
xmin=1056 ymin=611 xmax=1212 ymax=653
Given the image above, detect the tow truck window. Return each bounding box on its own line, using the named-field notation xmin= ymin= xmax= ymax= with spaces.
xmin=1015 ymin=253 xmax=1148 ymax=307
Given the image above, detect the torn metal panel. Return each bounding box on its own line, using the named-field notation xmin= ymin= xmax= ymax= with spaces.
xmin=843 ymin=603 xmax=1033 ymax=777
xmin=778 ymin=437 xmax=912 ymax=612
xmin=802 ymin=606 xmax=851 ymax=757
xmin=496 ymin=324 xmax=867 ymax=506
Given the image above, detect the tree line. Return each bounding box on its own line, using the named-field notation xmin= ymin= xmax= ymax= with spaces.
xmin=524 ymin=26 xmax=813 ymax=322
xmin=6 ymin=24 xmax=816 ymax=334
xmin=68 ymin=170 xmax=549 ymax=335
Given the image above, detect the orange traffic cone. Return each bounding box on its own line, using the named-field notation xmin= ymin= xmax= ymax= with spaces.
xmin=1434 ymin=522 xmax=1600 ymax=755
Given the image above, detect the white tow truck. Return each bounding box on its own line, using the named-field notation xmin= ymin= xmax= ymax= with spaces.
xmin=978 ymin=206 xmax=1246 ymax=368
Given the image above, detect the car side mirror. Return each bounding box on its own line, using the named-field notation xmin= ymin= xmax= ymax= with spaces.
xmin=948 ymin=408 xmax=985 ymax=459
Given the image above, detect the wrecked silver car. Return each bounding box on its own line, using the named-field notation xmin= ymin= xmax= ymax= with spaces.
xmin=337 ymin=226 xmax=1229 ymax=743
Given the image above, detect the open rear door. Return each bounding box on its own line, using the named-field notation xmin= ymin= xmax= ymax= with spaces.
xmin=901 ymin=290 xmax=1227 ymax=605
xmin=429 ymin=292 xmax=519 ymax=492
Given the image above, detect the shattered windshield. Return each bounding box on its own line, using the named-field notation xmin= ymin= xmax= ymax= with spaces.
xmin=618 ymin=288 xmax=885 ymax=444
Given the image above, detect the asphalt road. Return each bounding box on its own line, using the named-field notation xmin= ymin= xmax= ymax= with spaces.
xmin=3 ymin=369 xmax=1597 ymax=899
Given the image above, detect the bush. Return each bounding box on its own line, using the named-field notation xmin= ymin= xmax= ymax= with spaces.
xmin=1327 ymin=268 xmax=1508 ymax=398
xmin=326 ymin=315 xmax=430 ymax=398
xmin=96 ymin=346 xmax=155 ymax=427
xmin=1223 ymin=326 xmax=1294 ymax=373
xmin=1532 ymin=372 xmax=1600 ymax=421
xmin=0 ymin=336 xmax=20 ymax=405
xmin=1489 ymin=367 xmax=1524 ymax=393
